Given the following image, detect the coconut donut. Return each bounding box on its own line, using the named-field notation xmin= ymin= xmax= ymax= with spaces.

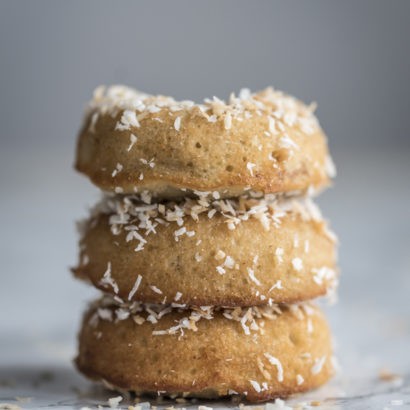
xmin=75 ymin=85 xmax=335 ymax=198
xmin=76 ymin=297 xmax=334 ymax=402
xmin=73 ymin=194 xmax=338 ymax=306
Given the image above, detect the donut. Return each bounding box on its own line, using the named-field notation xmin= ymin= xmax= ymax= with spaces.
xmin=76 ymin=297 xmax=334 ymax=402
xmin=75 ymin=85 xmax=335 ymax=198
xmin=73 ymin=194 xmax=338 ymax=306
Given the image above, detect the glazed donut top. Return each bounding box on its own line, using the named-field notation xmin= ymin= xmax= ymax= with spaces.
xmin=75 ymin=85 xmax=335 ymax=198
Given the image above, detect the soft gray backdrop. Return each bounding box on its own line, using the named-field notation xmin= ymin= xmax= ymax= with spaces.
xmin=0 ymin=0 xmax=409 ymax=379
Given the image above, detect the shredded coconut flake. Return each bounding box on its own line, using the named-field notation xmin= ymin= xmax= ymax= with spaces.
xmin=150 ymin=285 xmax=162 ymax=294
xmin=292 ymin=257 xmax=303 ymax=272
xmin=127 ymin=134 xmax=138 ymax=151
xmin=296 ymin=374 xmax=304 ymax=385
xmin=224 ymin=255 xmax=235 ymax=269
xmin=215 ymin=250 xmax=226 ymax=260
xmin=264 ymin=353 xmax=284 ymax=382
xmin=100 ymin=262 xmax=119 ymax=294
xmin=269 ymin=280 xmax=283 ymax=292
xmin=275 ymin=247 xmax=284 ymax=263
xmin=174 ymin=116 xmax=181 ymax=131
xmin=128 ymin=274 xmax=142 ymax=300
xmin=325 ymin=155 xmax=337 ymax=178
xmin=247 ymin=162 xmax=256 ymax=176
xmin=247 ymin=267 xmax=261 ymax=286
xmin=224 ymin=112 xmax=232 ymax=130
xmin=111 ymin=163 xmax=123 ymax=177
xmin=216 ymin=265 xmax=226 ymax=275
xmin=307 ymin=318 xmax=314 ymax=333
xmin=268 ymin=116 xmax=277 ymax=134
xmin=311 ymin=267 xmax=336 ymax=285
xmin=265 ymin=399 xmax=293 ymax=410
xmin=249 ymin=380 xmax=261 ymax=393
xmin=108 ymin=396 xmax=123 ymax=408
xmin=116 ymin=110 xmax=139 ymax=131
xmin=88 ymin=112 xmax=98 ymax=133
xmin=311 ymin=356 xmax=327 ymax=375
xmin=279 ymin=135 xmax=299 ymax=150
xmin=293 ymin=233 xmax=299 ymax=248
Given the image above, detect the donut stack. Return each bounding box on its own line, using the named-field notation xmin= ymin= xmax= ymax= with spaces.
xmin=73 ymin=85 xmax=339 ymax=402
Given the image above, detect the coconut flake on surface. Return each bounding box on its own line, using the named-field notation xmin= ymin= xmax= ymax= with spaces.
xmin=304 ymin=239 xmax=310 ymax=253
xmin=275 ymin=247 xmax=284 ymax=263
xmin=111 ymin=162 xmax=123 ymax=177
xmin=128 ymin=274 xmax=142 ymax=300
xmin=216 ymin=266 xmax=226 ymax=275
xmin=224 ymin=255 xmax=235 ymax=269
xmin=264 ymin=353 xmax=284 ymax=382
xmin=108 ymin=395 xmax=123 ymax=408
xmin=246 ymin=162 xmax=256 ymax=176
xmin=325 ymin=155 xmax=337 ymax=178
xmin=312 ymin=267 xmax=336 ymax=285
xmin=88 ymin=112 xmax=99 ymax=133
xmin=279 ymin=135 xmax=299 ymax=150
xmin=150 ymin=285 xmax=162 ymax=294
xmin=247 ymin=268 xmax=261 ymax=286
xmin=292 ymin=257 xmax=303 ymax=272
xmin=249 ymin=380 xmax=261 ymax=393
xmin=127 ymin=133 xmax=138 ymax=151
xmin=224 ymin=112 xmax=232 ymax=130
xmin=266 ymin=398 xmax=293 ymax=410
xmin=115 ymin=110 xmax=140 ymax=131
xmin=311 ymin=356 xmax=327 ymax=375
xmin=268 ymin=280 xmax=283 ymax=292
xmin=100 ymin=262 xmax=119 ymax=294
xmin=174 ymin=116 xmax=181 ymax=131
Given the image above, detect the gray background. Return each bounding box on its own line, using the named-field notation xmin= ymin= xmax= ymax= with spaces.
xmin=0 ymin=0 xmax=409 ymax=393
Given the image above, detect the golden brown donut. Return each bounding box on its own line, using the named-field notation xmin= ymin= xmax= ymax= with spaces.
xmin=75 ymin=85 xmax=335 ymax=197
xmin=73 ymin=194 xmax=338 ymax=306
xmin=76 ymin=297 xmax=334 ymax=402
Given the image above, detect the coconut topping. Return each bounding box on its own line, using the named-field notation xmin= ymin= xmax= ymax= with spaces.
xmin=99 ymin=262 xmax=119 ymax=294
xmin=89 ymin=295 xmax=315 ymax=338
xmin=85 ymin=86 xmax=323 ymax=150
xmin=292 ymin=257 xmax=303 ymax=272
xmin=83 ymin=193 xmax=334 ymax=255
xmin=311 ymin=356 xmax=327 ymax=375
xmin=127 ymin=134 xmax=138 ymax=151
xmin=264 ymin=353 xmax=284 ymax=382
xmin=128 ymin=274 xmax=142 ymax=300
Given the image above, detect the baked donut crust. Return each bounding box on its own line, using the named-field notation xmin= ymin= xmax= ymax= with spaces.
xmin=75 ymin=86 xmax=335 ymax=197
xmin=76 ymin=298 xmax=334 ymax=402
xmin=73 ymin=194 xmax=338 ymax=306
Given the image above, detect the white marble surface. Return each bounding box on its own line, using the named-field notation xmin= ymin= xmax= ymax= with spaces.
xmin=1 ymin=148 xmax=409 ymax=409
